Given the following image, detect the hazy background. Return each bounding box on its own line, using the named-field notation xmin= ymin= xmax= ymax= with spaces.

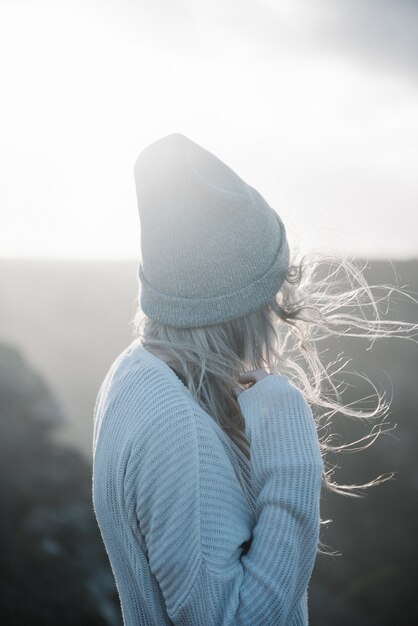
xmin=1 ymin=0 xmax=417 ymax=260
xmin=1 ymin=1 xmax=417 ymax=624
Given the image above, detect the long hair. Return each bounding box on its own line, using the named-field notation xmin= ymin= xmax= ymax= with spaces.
xmin=131 ymin=251 xmax=417 ymax=553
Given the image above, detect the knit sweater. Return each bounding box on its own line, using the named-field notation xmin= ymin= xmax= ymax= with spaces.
xmin=92 ymin=339 xmax=323 ymax=625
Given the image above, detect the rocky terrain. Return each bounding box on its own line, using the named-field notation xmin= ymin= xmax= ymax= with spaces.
xmin=0 ymin=343 xmax=122 ymax=625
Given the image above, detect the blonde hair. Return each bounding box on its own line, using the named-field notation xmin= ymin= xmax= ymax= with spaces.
xmin=131 ymin=251 xmax=417 ymax=553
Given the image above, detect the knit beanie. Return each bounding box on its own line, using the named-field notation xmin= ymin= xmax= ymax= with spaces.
xmin=133 ymin=133 xmax=289 ymax=328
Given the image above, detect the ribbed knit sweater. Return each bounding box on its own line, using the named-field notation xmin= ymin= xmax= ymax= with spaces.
xmin=92 ymin=339 xmax=323 ymax=625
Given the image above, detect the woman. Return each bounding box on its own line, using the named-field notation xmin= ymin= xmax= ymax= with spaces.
xmin=92 ymin=133 xmax=414 ymax=625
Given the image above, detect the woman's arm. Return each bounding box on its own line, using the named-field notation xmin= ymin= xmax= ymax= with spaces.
xmin=130 ymin=373 xmax=323 ymax=625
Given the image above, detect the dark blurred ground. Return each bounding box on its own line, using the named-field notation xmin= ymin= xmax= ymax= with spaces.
xmin=0 ymin=258 xmax=417 ymax=625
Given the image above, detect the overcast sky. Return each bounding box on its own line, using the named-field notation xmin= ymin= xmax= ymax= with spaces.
xmin=0 ymin=0 xmax=417 ymax=260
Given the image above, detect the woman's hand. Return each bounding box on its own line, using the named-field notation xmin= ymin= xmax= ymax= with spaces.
xmin=233 ymin=368 xmax=272 ymax=399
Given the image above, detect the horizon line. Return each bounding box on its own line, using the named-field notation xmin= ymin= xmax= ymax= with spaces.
xmin=1 ymin=255 xmax=418 ymax=264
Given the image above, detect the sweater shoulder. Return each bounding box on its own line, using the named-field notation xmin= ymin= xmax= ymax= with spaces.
xmin=93 ymin=341 xmax=200 ymax=452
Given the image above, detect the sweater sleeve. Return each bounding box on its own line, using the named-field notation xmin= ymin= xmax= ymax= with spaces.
xmin=130 ymin=373 xmax=323 ymax=626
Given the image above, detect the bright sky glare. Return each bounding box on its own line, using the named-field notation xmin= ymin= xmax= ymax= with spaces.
xmin=0 ymin=0 xmax=417 ymax=260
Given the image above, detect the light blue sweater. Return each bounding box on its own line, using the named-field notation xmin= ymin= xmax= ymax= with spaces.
xmin=92 ymin=339 xmax=323 ymax=625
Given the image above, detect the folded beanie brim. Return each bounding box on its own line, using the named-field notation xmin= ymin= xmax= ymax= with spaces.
xmin=138 ymin=211 xmax=289 ymax=328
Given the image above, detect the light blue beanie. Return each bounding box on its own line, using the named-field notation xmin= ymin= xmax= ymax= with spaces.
xmin=133 ymin=133 xmax=289 ymax=328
